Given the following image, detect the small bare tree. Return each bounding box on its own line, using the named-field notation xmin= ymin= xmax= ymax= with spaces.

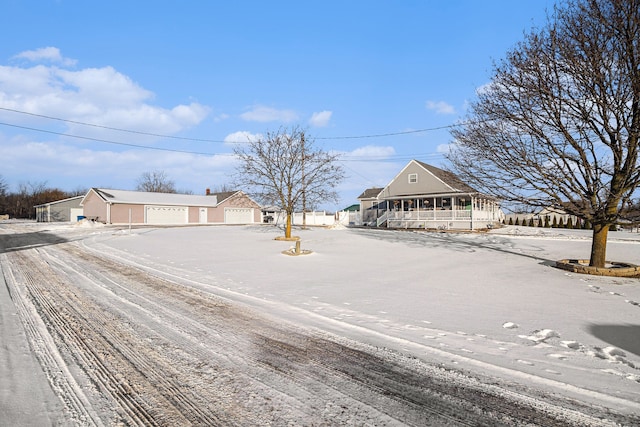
xmin=0 ymin=175 xmax=8 ymax=214
xmin=233 ymin=126 xmax=345 ymax=238
xmin=136 ymin=170 xmax=177 ymax=193
xmin=447 ymin=0 xmax=640 ymax=268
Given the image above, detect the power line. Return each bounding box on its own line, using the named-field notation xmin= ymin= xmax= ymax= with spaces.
xmin=0 ymin=122 xmax=228 ymax=156
xmin=316 ymin=125 xmax=457 ymax=140
xmin=0 ymin=106 xmax=230 ymax=143
xmin=0 ymin=107 xmax=455 ymax=160
xmin=0 ymin=106 xmax=462 ymax=142
xmin=0 ymin=120 xmax=449 ymax=162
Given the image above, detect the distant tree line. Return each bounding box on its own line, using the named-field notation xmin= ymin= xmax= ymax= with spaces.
xmin=0 ymin=170 xmax=201 ymax=220
xmin=0 ymin=176 xmax=86 ymax=220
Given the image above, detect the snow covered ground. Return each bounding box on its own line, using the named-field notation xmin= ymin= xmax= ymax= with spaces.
xmin=70 ymin=223 xmax=640 ymax=414
xmin=3 ymin=220 xmax=640 ymax=423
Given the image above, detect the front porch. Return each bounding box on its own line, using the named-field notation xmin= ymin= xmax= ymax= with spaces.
xmin=365 ymin=195 xmax=501 ymax=230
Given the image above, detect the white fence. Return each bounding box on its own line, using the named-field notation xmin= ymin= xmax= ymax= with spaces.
xmin=267 ymin=208 xmax=500 ymax=230
xmin=270 ymin=211 xmax=350 ymax=227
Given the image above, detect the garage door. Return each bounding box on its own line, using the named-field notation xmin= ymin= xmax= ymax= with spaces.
xmin=145 ymin=206 xmax=188 ymax=224
xmin=224 ymin=208 xmax=254 ymax=224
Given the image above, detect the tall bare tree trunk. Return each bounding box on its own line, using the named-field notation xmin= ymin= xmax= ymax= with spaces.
xmin=285 ymin=212 xmax=293 ymax=239
xmin=590 ymin=223 xmax=609 ymax=268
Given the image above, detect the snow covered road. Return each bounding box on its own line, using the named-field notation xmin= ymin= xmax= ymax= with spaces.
xmin=1 ymin=222 xmax=639 ymax=425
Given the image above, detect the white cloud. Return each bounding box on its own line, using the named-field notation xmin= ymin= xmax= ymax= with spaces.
xmin=344 ymin=145 xmax=396 ymax=158
xmin=309 ymin=110 xmax=332 ymax=127
xmin=0 ymin=51 xmax=210 ymax=140
xmin=213 ymin=113 xmax=230 ymax=123
xmin=12 ymin=47 xmax=77 ymax=67
xmin=0 ymin=134 xmax=236 ymax=193
xmin=329 ymin=145 xmax=402 ymax=206
xmin=240 ymin=105 xmax=298 ymax=123
xmin=223 ymin=131 xmax=262 ymax=145
xmin=170 ymin=103 xmax=210 ymax=126
xmin=436 ymin=143 xmax=452 ymax=154
xmin=425 ymin=100 xmax=456 ymax=115
xmin=475 ymin=82 xmax=493 ymax=96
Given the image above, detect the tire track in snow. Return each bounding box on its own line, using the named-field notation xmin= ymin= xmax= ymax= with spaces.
xmin=4 ymin=237 xmax=636 ymax=426
xmin=0 ymin=253 xmax=104 ymax=427
xmin=77 ymin=237 xmax=637 ymax=426
xmin=6 ymin=249 xmax=218 ymax=426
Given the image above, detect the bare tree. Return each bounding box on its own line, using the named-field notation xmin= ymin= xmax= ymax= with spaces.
xmin=447 ymin=0 xmax=640 ymax=268
xmin=3 ymin=181 xmax=68 ymax=219
xmin=209 ymin=183 xmax=236 ymax=194
xmin=69 ymin=186 xmax=89 ymax=197
xmin=0 ymin=175 xmax=7 ymax=214
xmin=233 ymin=126 xmax=344 ymax=238
xmin=136 ymin=170 xmax=177 ymax=193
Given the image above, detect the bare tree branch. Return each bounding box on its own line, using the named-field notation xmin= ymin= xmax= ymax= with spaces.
xmin=447 ymin=0 xmax=640 ymax=267
xmin=233 ymin=126 xmax=345 ymax=238
xmin=136 ymin=170 xmax=177 ymax=193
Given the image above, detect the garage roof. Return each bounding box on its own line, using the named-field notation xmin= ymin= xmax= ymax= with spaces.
xmin=34 ymin=195 xmax=84 ymax=208
xmin=85 ymin=188 xmax=219 ymax=207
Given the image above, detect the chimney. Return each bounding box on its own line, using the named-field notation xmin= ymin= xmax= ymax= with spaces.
xmin=206 ymin=188 xmax=210 ymax=195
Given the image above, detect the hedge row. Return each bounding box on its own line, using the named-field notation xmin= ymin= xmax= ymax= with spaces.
xmin=504 ymin=216 xmax=591 ymax=229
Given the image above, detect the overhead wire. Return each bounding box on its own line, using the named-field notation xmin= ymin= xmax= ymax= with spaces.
xmin=0 ymin=106 xmax=229 ymax=143
xmin=0 ymin=106 xmax=459 ymax=160
xmin=0 ymin=106 xmax=462 ymax=142
xmin=0 ymin=121 xmax=227 ymax=156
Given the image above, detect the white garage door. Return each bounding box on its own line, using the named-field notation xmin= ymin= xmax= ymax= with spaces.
xmin=224 ymin=208 xmax=254 ymax=224
xmin=146 ymin=206 xmax=188 ymax=224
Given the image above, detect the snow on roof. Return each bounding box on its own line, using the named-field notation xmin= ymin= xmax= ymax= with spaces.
xmin=92 ymin=188 xmax=219 ymax=207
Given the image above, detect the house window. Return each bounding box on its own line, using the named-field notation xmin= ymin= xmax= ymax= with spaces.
xmin=408 ymin=173 xmax=418 ymax=184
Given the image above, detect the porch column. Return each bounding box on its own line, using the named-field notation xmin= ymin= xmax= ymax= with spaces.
xmin=470 ymin=196 xmax=475 ymax=230
xmin=433 ymin=197 xmax=436 ymax=221
xmin=452 ymin=196 xmax=457 ymax=220
xmin=386 ymin=200 xmax=390 ymax=228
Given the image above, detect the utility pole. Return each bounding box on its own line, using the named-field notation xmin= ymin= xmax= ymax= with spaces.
xmin=301 ymin=131 xmax=307 ymax=228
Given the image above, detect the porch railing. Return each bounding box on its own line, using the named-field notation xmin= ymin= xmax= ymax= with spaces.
xmin=376 ymin=210 xmax=391 ymax=227
xmin=387 ymin=209 xmax=473 ymax=221
xmin=374 ymin=208 xmax=500 ymax=229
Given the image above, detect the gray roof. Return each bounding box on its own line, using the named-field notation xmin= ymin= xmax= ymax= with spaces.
xmin=357 ymin=187 xmax=383 ymax=199
xmin=86 ymin=188 xmax=219 ymax=207
xmin=211 ymin=190 xmax=240 ymax=204
xmin=34 ymin=195 xmax=83 ymax=208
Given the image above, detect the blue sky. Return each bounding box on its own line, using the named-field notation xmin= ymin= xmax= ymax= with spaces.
xmin=0 ymin=1 xmax=553 ymax=209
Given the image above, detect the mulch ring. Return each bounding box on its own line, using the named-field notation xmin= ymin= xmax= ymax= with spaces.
xmin=555 ymin=259 xmax=640 ymax=278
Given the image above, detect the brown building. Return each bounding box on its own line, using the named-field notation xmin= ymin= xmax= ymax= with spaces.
xmin=80 ymin=188 xmax=261 ymax=225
